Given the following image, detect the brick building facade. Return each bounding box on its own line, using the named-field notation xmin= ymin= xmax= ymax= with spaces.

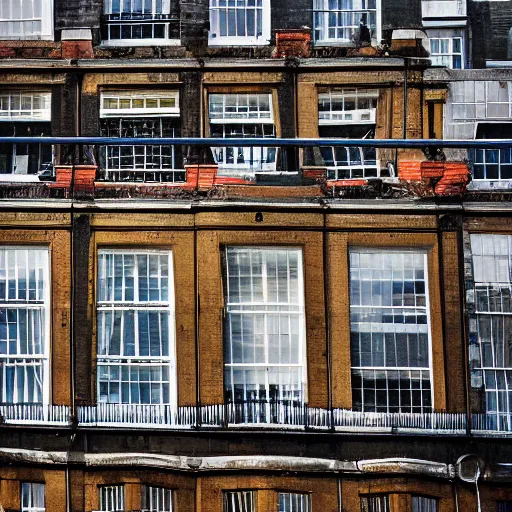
xmin=0 ymin=1 xmax=512 ymax=512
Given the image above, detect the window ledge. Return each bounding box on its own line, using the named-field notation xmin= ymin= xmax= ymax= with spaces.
xmin=468 ymin=180 xmax=512 ymax=190
xmin=99 ymin=38 xmax=182 ymax=47
xmin=314 ymin=41 xmax=357 ymax=47
xmin=208 ymin=39 xmax=271 ymax=47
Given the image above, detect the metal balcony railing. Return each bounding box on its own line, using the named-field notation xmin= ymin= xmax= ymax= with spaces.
xmin=78 ymin=403 xmax=195 ymax=428
xmin=74 ymin=402 xmax=468 ymax=434
xmin=472 ymin=414 xmax=512 ymax=434
xmin=0 ymin=136 xmax=509 ymax=199
xmin=0 ymin=403 xmax=71 ymax=425
xmin=0 ymin=401 xmax=503 ymax=434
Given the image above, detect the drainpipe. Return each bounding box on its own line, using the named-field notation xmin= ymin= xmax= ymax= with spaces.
xmin=194 ymin=216 xmax=200 ymax=427
xmin=323 ymin=210 xmax=333 ymax=424
xmin=402 ymin=58 xmax=409 ymax=141
xmin=457 ymin=225 xmax=471 ymax=436
xmin=67 ymin=69 xmax=83 ymax=512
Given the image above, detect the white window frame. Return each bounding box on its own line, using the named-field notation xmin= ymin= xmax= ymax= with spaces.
xmin=0 ymin=247 xmax=50 ymax=406
xmin=209 ymin=93 xmax=278 ymax=176
xmin=451 ymin=81 xmax=512 ymax=122
xmin=21 ymin=482 xmax=46 ymax=512
xmin=318 ymin=88 xmax=379 ymax=180
xmin=102 ymin=0 xmax=180 ymax=46
xmin=0 ymin=0 xmax=53 ymax=40
xmin=470 ymin=146 xmax=512 ymax=182
xmin=208 ymin=0 xmax=271 ymax=46
xmin=470 ymin=234 xmax=512 ymax=431
xmin=223 ymin=491 xmax=256 ymax=512
xmin=224 ymin=247 xmax=307 ymax=424
xmin=319 ymin=89 xmax=378 ymax=126
xmin=361 ymin=495 xmax=390 ymax=512
xmin=313 ymin=0 xmax=381 ymax=45
xmin=99 ymin=485 xmax=125 ymax=512
xmin=0 ymin=91 xmax=51 ymax=121
xmin=100 ymin=91 xmax=180 ymax=118
xmin=349 ymin=248 xmax=434 ymax=414
xmin=99 ymin=91 xmax=184 ymax=183
xmin=96 ymin=249 xmax=177 ymax=409
xmin=141 ymin=485 xmax=174 ymax=512
xmin=429 ymin=36 xmax=464 ymax=69
xmin=278 ymin=493 xmax=311 ymax=512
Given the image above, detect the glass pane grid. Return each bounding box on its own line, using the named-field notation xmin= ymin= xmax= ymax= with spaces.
xmin=209 ymin=94 xmax=277 ymax=175
xmin=99 ymin=485 xmax=125 ymax=512
xmin=318 ymin=89 xmax=379 ymax=179
xmin=224 ymin=247 xmax=306 ymax=423
xmin=96 ymin=250 xmax=174 ymax=405
xmin=278 ymin=492 xmax=311 ymax=512
xmin=0 ymin=0 xmax=46 ymax=38
xmin=429 ymin=37 xmax=463 ymax=69
xmin=103 ymin=0 xmax=176 ymax=40
xmin=313 ymin=0 xmax=377 ymax=42
xmin=0 ymin=247 xmax=49 ymax=405
xmin=470 ymin=234 xmax=512 ymax=429
xmin=223 ymin=491 xmax=255 ymax=512
xmin=452 ymin=81 xmax=511 ymax=122
xmin=141 ymin=485 xmax=173 ymax=512
xmin=209 ymin=0 xmax=265 ymax=41
xmin=0 ymin=92 xmax=51 ymax=121
xmin=21 ymin=482 xmax=45 ymax=512
xmin=100 ymin=115 xmax=184 ymax=183
xmin=350 ymin=250 xmax=433 ymax=413
xmin=411 ymin=496 xmax=438 ymax=512
xmin=360 ymin=495 xmax=389 ymax=512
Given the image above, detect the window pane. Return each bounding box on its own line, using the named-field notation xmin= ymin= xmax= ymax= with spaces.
xmin=210 ymin=0 xmax=268 ymax=42
xmin=411 ymin=496 xmax=438 ymax=512
xmin=0 ymin=247 xmax=49 ymax=405
xmin=470 ymin=234 xmax=512 ymax=429
xmin=209 ymin=93 xmax=277 ymax=175
xmin=96 ymin=250 xmax=174 ymax=405
xmin=224 ymin=491 xmax=255 ymax=512
xmin=141 ymin=485 xmax=173 ymax=512
xmin=224 ymin=247 xmax=306 ymax=423
xmin=313 ymin=0 xmax=378 ymax=41
xmin=361 ymin=496 xmax=390 ymax=512
xmin=21 ymin=482 xmax=45 ymax=512
xmin=349 ymin=249 xmax=432 ymax=413
xmin=278 ymin=493 xmax=311 ymax=512
xmin=99 ymin=485 xmax=125 ymax=512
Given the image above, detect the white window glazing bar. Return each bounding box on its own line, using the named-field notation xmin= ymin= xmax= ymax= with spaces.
xmin=429 ymin=37 xmax=464 ymax=69
xmin=0 ymin=0 xmax=53 ymax=40
xmin=223 ymin=491 xmax=255 ymax=512
xmin=96 ymin=249 xmax=176 ymax=409
xmin=349 ymin=249 xmax=433 ymax=414
xmin=278 ymin=492 xmax=311 ymax=512
xmin=21 ymin=482 xmax=46 ymax=512
xmin=0 ymin=247 xmax=49 ymax=406
xmin=360 ymin=495 xmax=390 ymax=512
xmin=100 ymin=91 xmax=180 ymax=118
xmin=141 ymin=485 xmax=173 ymax=512
xmin=0 ymin=92 xmax=51 ymax=121
xmin=99 ymin=485 xmax=125 ymax=512
xmin=209 ymin=93 xmax=277 ymax=175
xmin=313 ymin=0 xmax=381 ymax=44
xmin=470 ymin=234 xmax=512 ymax=429
xmin=224 ymin=247 xmax=306 ymax=423
xmin=208 ymin=0 xmax=270 ymax=46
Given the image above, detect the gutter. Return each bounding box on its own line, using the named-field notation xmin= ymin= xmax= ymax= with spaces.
xmin=0 ymin=448 xmax=455 ymax=478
